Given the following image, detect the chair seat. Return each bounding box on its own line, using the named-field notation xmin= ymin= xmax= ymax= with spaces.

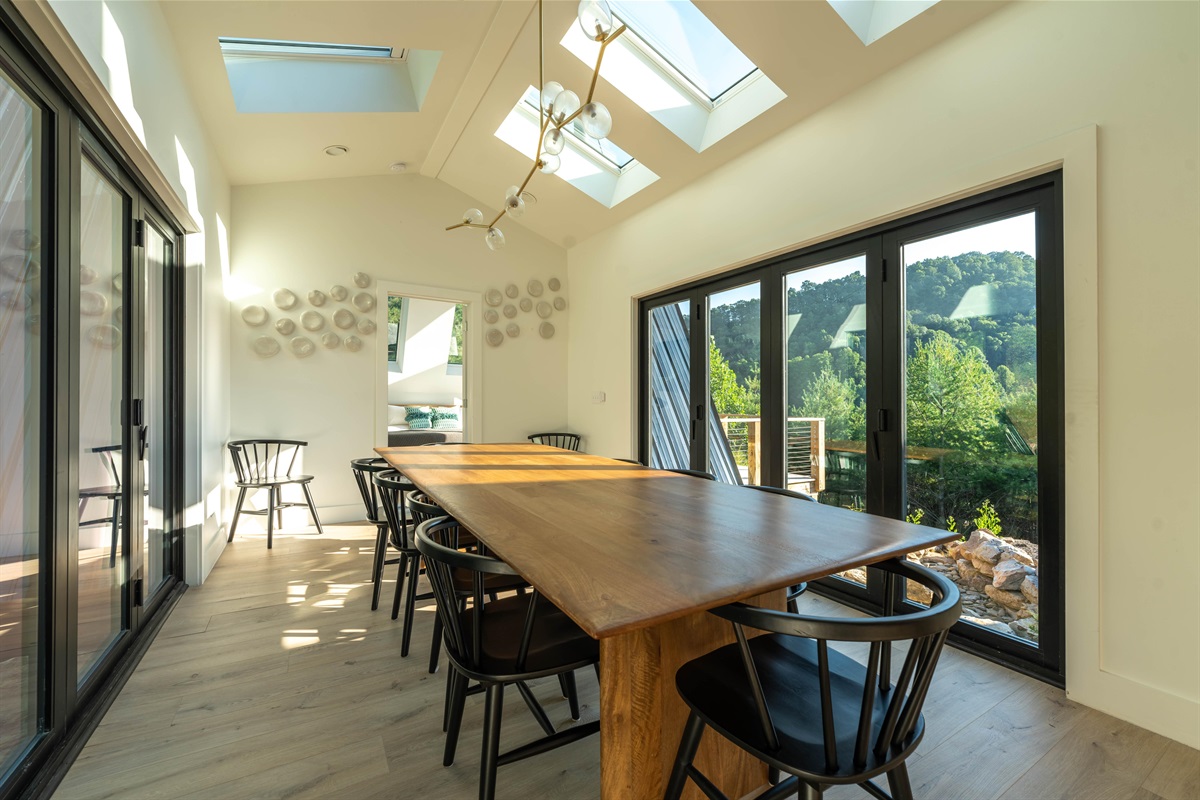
xmin=234 ymin=475 xmax=315 ymax=488
xmin=676 ymin=635 xmax=922 ymax=782
xmin=459 ymin=593 xmax=598 ymax=677
xmin=452 ymin=569 xmax=528 ymax=596
xmin=79 ymin=485 xmax=121 ymax=498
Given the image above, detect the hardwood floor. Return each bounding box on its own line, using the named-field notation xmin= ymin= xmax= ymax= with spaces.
xmin=54 ymin=523 xmax=1199 ymax=800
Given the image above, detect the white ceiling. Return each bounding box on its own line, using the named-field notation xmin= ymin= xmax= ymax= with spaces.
xmin=159 ymin=0 xmax=1006 ymax=249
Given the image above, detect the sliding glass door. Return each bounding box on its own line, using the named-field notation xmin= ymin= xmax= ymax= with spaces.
xmin=639 ymin=174 xmax=1063 ymax=681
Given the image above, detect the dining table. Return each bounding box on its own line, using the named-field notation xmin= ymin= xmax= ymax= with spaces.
xmin=377 ymin=443 xmax=957 ymax=800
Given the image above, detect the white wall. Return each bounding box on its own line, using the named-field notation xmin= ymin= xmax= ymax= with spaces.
xmin=388 ymin=297 xmax=463 ymax=406
xmin=566 ymin=2 xmax=1199 ymax=746
xmin=42 ymin=0 xmax=233 ymax=585
xmin=230 ymin=174 xmax=568 ymax=522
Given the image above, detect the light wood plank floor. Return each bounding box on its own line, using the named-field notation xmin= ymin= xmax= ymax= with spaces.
xmin=55 ymin=524 xmax=1199 ymax=800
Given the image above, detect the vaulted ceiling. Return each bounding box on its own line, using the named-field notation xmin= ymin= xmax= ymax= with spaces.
xmin=159 ymin=0 xmax=1005 ymax=248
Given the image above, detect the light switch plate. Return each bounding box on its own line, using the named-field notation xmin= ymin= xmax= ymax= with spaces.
xmin=591 ymin=391 xmax=606 ymax=404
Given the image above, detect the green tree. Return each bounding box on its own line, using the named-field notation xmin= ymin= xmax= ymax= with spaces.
xmin=906 ymin=330 xmax=1004 ymax=452
xmin=798 ymin=367 xmax=864 ymax=440
xmin=709 ymin=338 xmax=754 ymax=415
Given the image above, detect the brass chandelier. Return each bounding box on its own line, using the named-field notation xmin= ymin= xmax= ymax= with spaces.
xmin=446 ymin=0 xmax=626 ymax=250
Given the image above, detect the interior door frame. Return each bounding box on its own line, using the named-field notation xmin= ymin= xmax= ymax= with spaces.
xmin=373 ymin=280 xmax=483 ymax=444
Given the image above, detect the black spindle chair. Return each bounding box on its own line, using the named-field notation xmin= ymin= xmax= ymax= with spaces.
xmin=78 ymin=445 xmax=126 ymax=568
xmin=527 ymin=432 xmax=581 ymax=451
xmin=746 ymin=484 xmax=817 ymax=612
xmin=664 ymin=558 xmax=961 ymax=800
xmin=667 ymin=468 xmax=717 ymax=480
xmin=416 ymin=517 xmax=600 ymax=800
xmin=373 ymin=470 xmax=429 ymax=656
xmin=350 ymin=457 xmax=398 ymax=610
xmin=227 ymin=439 xmax=323 ymax=549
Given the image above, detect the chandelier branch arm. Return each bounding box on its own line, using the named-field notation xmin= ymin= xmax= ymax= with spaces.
xmin=584 ymin=25 xmax=626 ymax=107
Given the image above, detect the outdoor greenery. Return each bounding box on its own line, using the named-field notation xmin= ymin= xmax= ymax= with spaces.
xmin=706 ymin=250 xmax=1041 ymax=541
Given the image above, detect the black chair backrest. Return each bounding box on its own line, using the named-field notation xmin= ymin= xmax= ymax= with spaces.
xmin=527 ymin=432 xmax=581 ymax=451
xmin=667 ymin=468 xmax=716 ymax=481
xmin=416 ymin=517 xmax=533 ymax=674
xmin=228 ymin=439 xmax=308 ymax=485
xmin=350 ymin=457 xmax=388 ymax=522
xmin=710 ymin=558 xmax=961 ymax=775
xmin=373 ymin=469 xmax=416 ymax=550
xmin=92 ymin=445 xmax=122 ymax=488
xmin=406 ymin=490 xmax=445 ymax=527
xmin=746 ymin=484 xmax=817 ymax=502
xmin=613 ymin=457 xmax=642 ymax=465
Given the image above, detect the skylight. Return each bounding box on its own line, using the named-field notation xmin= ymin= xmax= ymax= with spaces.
xmin=494 ymin=86 xmax=658 ymax=208
xmin=608 ymin=1 xmax=756 ymax=102
xmin=560 ymin=0 xmax=785 ymax=152
xmin=826 ymin=0 xmax=941 ymax=46
xmin=218 ymin=36 xmax=439 ymax=114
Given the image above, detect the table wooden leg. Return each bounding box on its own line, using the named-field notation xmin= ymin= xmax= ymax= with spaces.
xmin=599 ymin=590 xmax=783 ymax=800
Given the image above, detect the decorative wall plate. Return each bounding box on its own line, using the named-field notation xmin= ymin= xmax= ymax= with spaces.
xmin=539 ymin=321 xmax=555 ymax=339
xmin=333 ymin=308 xmax=356 ymax=329
xmin=253 ymin=336 xmax=280 ymax=357
xmin=527 ymin=279 xmax=543 ymax=297
xmin=485 ymin=289 xmax=503 ymax=306
xmin=519 ymin=298 xmax=532 ymax=312
xmin=353 ymin=272 xmax=371 ymax=288
xmin=111 ymin=273 xmax=122 ymax=292
xmin=352 ymin=292 xmax=375 ymax=312
xmin=290 ymin=336 xmax=315 ymax=358
xmin=300 ymin=310 xmax=324 ymax=331
xmin=486 ymin=328 xmax=503 ymax=347
xmin=344 ymin=335 xmax=363 ymax=352
xmin=275 ymin=318 xmax=296 ymax=335
xmin=548 ymin=277 xmax=561 ymax=292
xmin=553 ymin=296 xmax=567 ymax=311
xmin=357 ymin=318 xmax=376 ymax=335
xmin=308 ymin=290 xmax=327 ymax=307
xmin=273 ymin=288 xmax=298 ymax=310
xmin=1 ymin=255 xmax=39 ymax=282
xmin=241 ymin=305 xmax=268 ymax=326
xmin=536 ymin=301 xmax=552 ymax=319
xmin=8 ymin=229 xmax=39 ymax=250
xmin=321 ymin=332 xmax=340 ymax=349
xmin=506 ymin=322 xmax=520 ymax=338
xmin=80 ymin=290 xmax=108 ymax=317
xmin=330 ymin=284 xmax=349 ymax=301
xmin=79 ymin=264 xmax=98 ymax=285
xmin=25 ymin=313 xmax=40 ymax=335
xmin=87 ymin=324 xmax=121 ymax=349
xmin=113 ymin=306 xmax=123 ymax=324
xmin=505 ymin=283 xmax=519 ymax=298
xmin=502 ymin=303 xmax=517 ymax=319
xmin=483 ymin=308 xmax=499 ymax=324
xmin=0 ymin=289 xmax=30 ymax=309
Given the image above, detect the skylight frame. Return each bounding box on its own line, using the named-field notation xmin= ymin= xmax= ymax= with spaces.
xmin=518 ymin=87 xmax=634 ymax=172
xmin=218 ymin=37 xmax=407 ymax=62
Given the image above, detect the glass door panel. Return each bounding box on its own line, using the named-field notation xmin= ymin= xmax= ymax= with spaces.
xmin=784 ymin=255 xmax=868 ymax=583
xmin=902 ymin=212 xmax=1040 ymax=645
xmin=647 ymin=300 xmax=691 ymax=470
xmin=143 ymin=224 xmax=168 ymax=597
xmin=0 ymin=68 xmax=43 ymax=773
xmin=706 ymin=283 xmax=760 ymax=484
xmin=76 ymin=158 xmax=127 ymax=681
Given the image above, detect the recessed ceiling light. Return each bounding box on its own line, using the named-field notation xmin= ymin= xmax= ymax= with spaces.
xmin=324 ymin=145 xmax=349 ymax=156
xmin=389 ymin=162 xmax=407 ymax=172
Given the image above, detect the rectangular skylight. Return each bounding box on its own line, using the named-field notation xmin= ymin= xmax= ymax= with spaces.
xmin=826 ymin=0 xmax=941 ymax=46
xmin=608 ymin=1 xmax=756 ymax=102
xmin=519 ymin=87 xmax=634 ymax=170
xmin=494 ymin=86 xmax=658 ymax=208
xmin=218 ymin=38 xmax=403 ymax=61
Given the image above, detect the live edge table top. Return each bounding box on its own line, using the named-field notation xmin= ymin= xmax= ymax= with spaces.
xmin=377 ymin=443 xmax=956 ymax=640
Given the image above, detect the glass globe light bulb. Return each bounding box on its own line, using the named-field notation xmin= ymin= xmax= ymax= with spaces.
xmin=580 ymin=101 xmax=613 ymax=139
xmin=542 ymin=128 xmax=565 ymax=156
xmin=541 ymin=81 xmax=564 ymax=112
xmin=577 ymin=0 xmax=614 ymax=40
xmin=551 ymin=90 xmax=580 ymax=125
xmin=485 ymin=227 xmax=506 ymax=251
xmin=463 ymin=208 xmax=484 ymax=225
xmin=504 ymin=194 xmax=526 ymax=219
xmin=505 ymin=185 xmax=521 ymax=201
xmin=538 ymin=154 xmax=561 ymax=175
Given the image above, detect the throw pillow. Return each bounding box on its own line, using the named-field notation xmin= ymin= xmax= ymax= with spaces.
xmin=405 ymin=406 xmax=433 ymax=430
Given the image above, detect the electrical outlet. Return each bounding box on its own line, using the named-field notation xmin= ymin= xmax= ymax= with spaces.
xmin=592 ymin=391 xmax=606 ymax=404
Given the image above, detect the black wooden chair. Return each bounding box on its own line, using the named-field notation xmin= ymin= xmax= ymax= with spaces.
xmin=667 ymin=468 xmax=717 ymax=480
xmin=350 ymin=457 xmax=398 ymax=610
xmin=416 ymin=516 xmax=600 ymax=800
xmin=527 ymin=432 xmax=581 ymax=451
xmin=374 ymin=470 xmax=431 ymax=657
xmin=664 ymin=558 xmax=961 ymax=800
xmin=746 ymin=485 xmax=817 ymax=612
xmin=78 ymin=445 xmax=125 ymax=568
xmin=227 ymin=439 xmax=323 ymax=549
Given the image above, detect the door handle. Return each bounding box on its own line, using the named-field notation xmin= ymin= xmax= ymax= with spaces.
xmin=139 ymin=425 xmax=148 ymax=461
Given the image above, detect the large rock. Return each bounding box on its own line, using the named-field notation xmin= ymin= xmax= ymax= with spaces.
xmin=1009 ymin=618 xmax=1038 ymax=641
xmin=960 ymin=530 xmax=999 ymax=557
xmin=1021 ymin=574 xmax=1039 ymax=604
xmin=962 ymin=615 xmax=1013 ymax=635
xmin=956 ymin=559 xmax=980 ymax=581
xmin=971 ymin=558 xmax=995 ymax=577
xmin=984 ymin=584 xmax=1027 ymax=610
xmin=992 ymin=559 xmax=1030 ymax=590
xmin=998 ymin=544 xmax=1036 ymax=567
xmin=907 ymin=581 xmax=933 ymax=605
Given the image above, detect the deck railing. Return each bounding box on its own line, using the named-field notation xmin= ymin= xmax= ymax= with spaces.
xmin=717 ymin=416 xmax=825 ymax=492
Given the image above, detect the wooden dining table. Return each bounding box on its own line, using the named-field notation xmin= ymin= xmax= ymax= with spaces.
xmin=378 ymin=443 xmax=957 ymax=800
